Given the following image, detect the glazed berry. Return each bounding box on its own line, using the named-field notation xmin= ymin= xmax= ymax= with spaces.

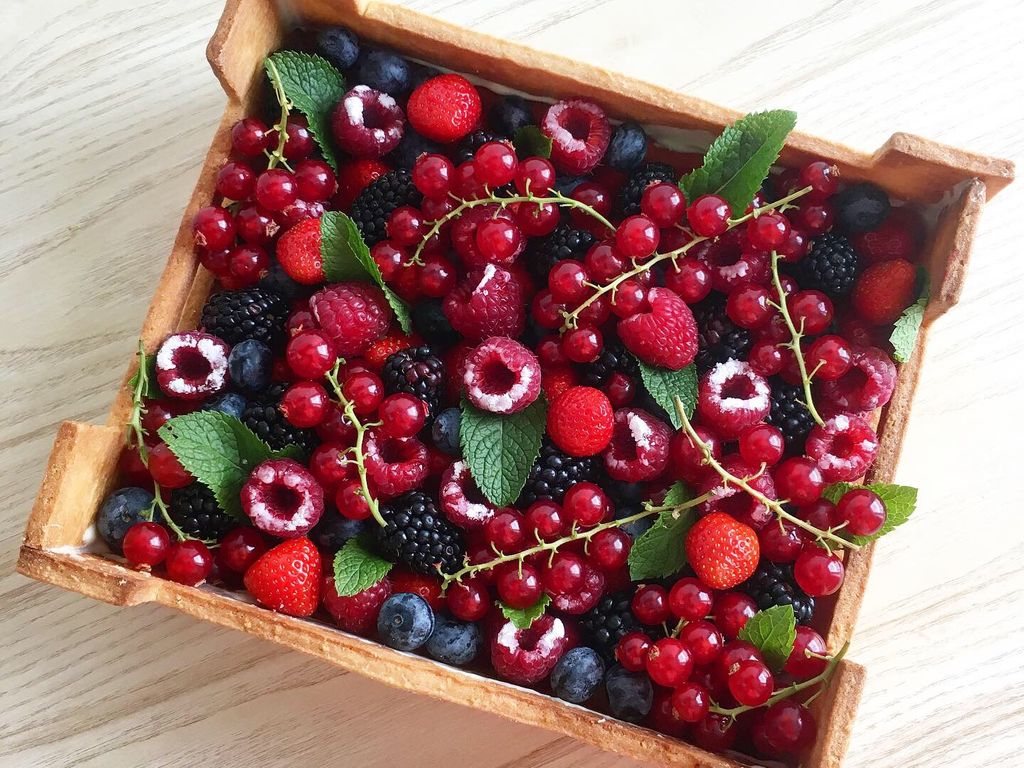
xmin=332 ymin=85 xmax=405 ymax=158
xmin=794 ymin=545 xmax=845 ymax=596
xmin=286 ymin=331 xmax=336 ymax=380
xmin=726 ymin=285 xmax=773 ymax=330
xmin=747 ymin=212 xmax=790 ymax=251
xmin=589 ymin=528 xmax=631 ymax=571
xmin=715 ymin=591 xmax=758 ymax=639
xmin=805 ymin=414 xmax=879 ymax=482
xmin=216 ymin=161 xmax=256 ymax=200
xmin=728 ymin=659 xmax=774 ymax=706
xmin=668 ymin=577 xmax=714 ymax=620
xmin=547 ymin=386 xmax=615 ymax=457
xmin=617 ymin=287 xmax=698 ymax=370
xmin=562 ymin=327 xmax=603 ymax=364
xmin=491 ymin=615 xmax=569 ymax=685
xmin=551 ymin=647 xmax=605 ymax=704
xmin=155 ymin=332 xmax=230 ymax=401
xmin=605 ymin=665 xmax=654 ymax=723
xmin=122 ymin=522 xmax=170 ymax=567
xmin=678 ymin=620 xmax=724 ymax=665
xmin=412 ymin=153 xmax=454 ymax=199
xmin=640 ymin=182 xmax=685 ymax=227
xmin=147 ymin=442 xmax=192 ymax=489
xmin=739 ymin=423 xmax=785 ymax=467
xmin=671 ymin=683 xmax=710 ymax=723
xmin=165 ymin=539 xmax=214 ymax=586
xmin=486 ymin=511 xmax=526 ymax=553
xmin=447 ymin=578 xmax=489 ymax=621
xmin=786 ymin=625 xmax=828 ymax=679
xmin=645 ymin=637 xmax=693 ymax=688
xmin=631 ymin=584 xmax=670 ymax=625
xmin=687 ymin=194 xmax=731 ymax=237
xmin=774 ymin=457 xmax=825 ymax=505
xmin=615 ymin=215 xmax=660 ymax=259
xmin=474 ymin=141 xmax=518 ymax=187
xmin=426 ymin=615 xmax=483 ymax=667
xmin=231 ymin=117 xmax=271 ymax=156
xmin=515 ymin=156 xmax=556 ymax=195
xmin=377 ymin=592 xmax=435 ymax=651
xmin=341 ymin=370 xmax=384 ymax=416
xmin=255 ymin=169 xmax=298 ymax=212
xmin=686 ymin=512 xmax=760 ymax=590
xmin=759 ymin=520 xmax=805 ymax=563
xmin=836 ymin=488 xmax=887 ymax=536
xmin=475 ymin=217 xmax=523 ymax=263
xmin=218 ymin=526 xmax=267 ymax=573
xmin=806 ymin=335 xmax=852 ymax=380
xmin=335 ymin=480 xmax=371 ymax=521
xmin=616 ymin=631 xmax=653 ymax=672
xmin=541 ymin=99 xmax=611 ymax=175
xmin=789 ymin=290 xmax=834 ymax=335
xmin=192 ymin=206 xmax=235 ymax=251
xmin=603 ymin=407 xmax=672 ymax=482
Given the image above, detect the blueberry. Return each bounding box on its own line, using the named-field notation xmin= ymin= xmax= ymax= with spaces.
xmin=259 ymin=262 xmax=307 ymax=303
xmin=425 ymin=614 xmax=482 ymax=666
xmin=411 ymin=299 xmax=459 ymax=348
xmin=388 ymin=128 xmax=444 ymax=170
xmin=605 ymin=122 xmax=648 ymax=171
xmin=605 ymin=664 xmax=653 ymax=723
xmin=316 ymin=26 xmax=360 ymax=71
xmin=204 ymin=392 xmax=247 ymax=420
xmin=614 ymin=504 xmax=653 ymax=538
xmin=97 ymin=487 xmax=154 ymax=553
xmin=355 ymin=50 xmax=411 ymax=95
xmin=432 ymin=407 xmax=461 ymax=456
xmin=607 ymin=480 xmax=644 ymax=505
xmin=377 ymin=593 xmax=435 ymax=651
xmin=310 ymin=514 xmax=365 ymax=554
xmin=550 ymin=647 xmax=605 ymax=704
xmin=834 ymin=182 xmax=891 ymax=234
xmin=552 ymin=174 xmax=585 ymax=196
xmin=227 ymin=339 xmax=273 ymax=394
xmin=490 ymin=96 xmax=533 ymax=138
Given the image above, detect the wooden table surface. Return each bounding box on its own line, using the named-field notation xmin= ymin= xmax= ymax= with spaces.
xmin=2 ymin=1 xmax=1022 ymax=766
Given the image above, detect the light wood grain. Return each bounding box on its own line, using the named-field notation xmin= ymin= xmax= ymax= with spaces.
xmin=2 ymin=1 xmax=1022 ymax=767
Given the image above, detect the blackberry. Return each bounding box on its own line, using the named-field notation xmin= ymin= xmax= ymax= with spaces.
xmin=168 ymin=483 xmax=234 ymax=542
xmin=525 ymin=223 xmax=595 ymax=283
xmin=693 ymin=300 xmax=751 ymax=371
xmin=200 ymin=287 xmax=289 ymax=350
xmin=349 ymin=169 xmax=422 ymax=246
xmin=768 ymin=380 xmax=815 ymax=454
xmin=740 ymin=561 xmax=815 ymax=624
xmin=579 ymin=589 xmax=640 ymax=660
xmin=517 ymin=439 xmax=600 ymax=506
xmin=579 ymin=338 xmax=639 ymax=387
xmin=376 ymin=491 xmax=465 ymax=576
xmin=796 ymin=232 xmax=861 ymax=297
xmin=241 ymin=382 xmax=319 ymax=455
xmin=381 ymin=346 xmax=445 ymax=419
xmin=454 ymin=129 xmax=508 ymax=164
xmin=617 ymin=162 xmax=676 ymax=216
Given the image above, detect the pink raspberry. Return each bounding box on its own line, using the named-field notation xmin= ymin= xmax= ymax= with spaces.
xmin=463 ymin=337 xmax=541 ymax=414
xmin=310 ymin=282 xmax=392 ymax=358
xmin=541 ymin=100 xmax=611 ymax=175
xmin=443 ymin=265 xmax=526 ymax=341
xmin=550 ymin=563 xmax=605 ymax=615
xmin=805 ymin=414 xmax=879 ymax=482
xmin=491 ymin=614 xmax=569 ymax=684
xmin=699 ymin=455 xmax=777 ymax=530
xmin=331 ymin=85 xmax=404 ymax=159
xmin=617 ymin=287 xmax=698 ymax=370
xmin=439 ymin=460 xmax=507 ymax=530
xmin=155 ymin=331 xmax=230 ymax=401
xmin=603 ymin=407 xmax=672 ymax=482
xmin=697 ymin=360 xmax=771 ymax=438
xmin=451 ymin=205 xmax=524 ymax=268
xmin=363 ymin=429 xmax=429 ymax=499
xmin=241 ymin=459 xmax=325 ymax=538
xmin=700 ymin=234 xmax=770 ymax=294
xmin=818 ymin=346 xmax=897 ymax=413
xmin=321 ymin=574 xmax=392 ymax=635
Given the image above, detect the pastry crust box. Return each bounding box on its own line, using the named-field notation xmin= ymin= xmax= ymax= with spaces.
xmin=17 ymin=1 xmax=1014 ymax=765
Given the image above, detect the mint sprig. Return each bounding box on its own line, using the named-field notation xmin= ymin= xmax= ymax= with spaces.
xmin=498 ymin=594 xmax=551 ymax=629
xmin=822 ymin=481 xmax=918 ymax=545
xmin=627 ymin=482 xmax=697 ymax=580
xmin=680 ymin=110 xmax=797 ymax=214
xmin=738 ymin=605 xmax=797 ymax=672
xmin=333 ymin=537 xmax=393 ymax=597
xmin=460 ymin=397 xmax=547 ymax=508
xmin=265 ymin=52 xmax=346 ymax=170
xmin=634 ymin=358 xmax=697 ymax=428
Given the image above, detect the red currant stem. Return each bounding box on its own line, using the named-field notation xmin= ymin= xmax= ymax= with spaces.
xmin=439 ymin=490 xmax=714 ymax=587
xmin=768 ymin=250 xmax=826 ymax=427
xmin=263 ymin=57 xmax=293 ymax=172
xmin=126 ymin=340 xmax=151 ymax=462
xmin=325 ymin=360 xmax=388 ymax=530
xmin=670 ymin=618 xmax=687 ymax=638
xmin=709 ymin=640 xmax=850 ymax=719
xmin=561 ymin=186 xmax=814 ymax=331
xmin=671 ymin=397 xmax=859 ymax=551
xmin=149 ymin=484 xmax=194 ymax=543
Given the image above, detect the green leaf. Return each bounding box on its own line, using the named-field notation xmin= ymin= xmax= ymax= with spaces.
xmin=333 ymin=537 xmax=393 ymax=597
xmin=628 ymin=483 xmax=697 ymax=580
xmin=320 ymin=211 xmax=412 ymax=333
xmin=513 ymin=125 xmax=552 ymax=159
xmin=680 ymin=110 xmax=797 ymax=214
xmin=634 ymin=358 xmax=698 ymax=428
xmin=460 ymin=397 xmax=547 ymax=507
xmin=890 ymin=297 xmax=926 ymax=363
xmin=158 ymin=411 xmax=278 ymax=518
xmin=498 ymin=594 xmax=551 ymax=629
xmin=738 ymin=605 xmax=797 ymax=671
xmin=822 ymin=481 xmax=919 ymax=545
xmin=265 ymin=52 xmax=346 ymax=170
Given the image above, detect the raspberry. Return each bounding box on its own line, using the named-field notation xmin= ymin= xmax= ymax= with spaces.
xmin=331 ymin=85 xmax=405 ymax=158
xmin=547 ymin=386 xmax=615 ymax=457
xmin=443 ymin=264 xmax=526 ymax=341
xmin=697 ymin=360 xmax=772 ymax=438
xmin=167 ymin=483 xmax=234 ymax=541
xmin=851 ymin=208 xmax=920 ymax=264
xmin=406 ymin=74 xmax=481 ymax=143
xmin=463 ymin=337 xmax=541 ymax=414
xmin=364 ymin=332 xmax=418 ymax=371
xmin=376 ymin=491 xmax=465 ymax=575
xmin=440 ymin=459 xmax=506 ymax=530
xmin=699 ymin=455 xmax=777 ymax=530
xmin=321 ymin=574 xmax=392 ymax=635
xmin=818 ymin=345 xmax=897 ymax=412
xmin=541 ymin=99 xmax=611 ymax=175
xmin=685 ymin=512 xmax=760 ymax=590
xmin=603 ymin=408 xmax=671 ymax=482
xmin=805 ymin=414 xmax=879 ymax=482
xmin=310 ymin=282 xmax=392 ymax=357
xmin=363 ymin=429 xmax=429 ymax=498
xmin=617 ymin=287 xmax=698 ymax=370
xmin=241 ymin=458 xmax=325 ymax=538
xmin=155 ymin=331 xmax=230 ymax=401
xmin=334 ymin=158 xmax=389 ymax=212
xmin=276 ymin=217 xmax=324 ymax=285
xmin=740 ymin=562 xmax=815 ymax=624
xmin=243 ymin=537 xmax=322 ymax=617
xmin=851 ymin=258 xmax=918 ymax=325
xmin=388 ymin=567 xmax=445 ymax=612
xmin=550 ymin=563 xmax=605 ymax=615
xmin=451 ymin=205 xmax=524 ymax=268
xmin=491 ymin=614 xmax=569 ymax=684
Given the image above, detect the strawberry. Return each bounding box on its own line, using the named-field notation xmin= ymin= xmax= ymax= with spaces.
xmin=851 ymin=258 xmax=918 ymax=325
xmin=364 ymin=332 xmax=420 ymax=371
xmin=276 ymin=217 xmax=324 ymax=285
xmin=685 ymin=512 xmax=759 ymax=590
xmin=851 ymin=208 xmax=921 ymax=264
xmin=243 ymin=537 xmax=322 ymax=617
xmin=334 ymin=158 xmax=389 ymax=211
xmin=406 ymin=74 xmax=482 ymax=143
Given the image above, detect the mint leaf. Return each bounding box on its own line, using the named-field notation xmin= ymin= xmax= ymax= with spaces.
xmin=333 ymin=537 xmax=393 ymax=597
xmin=680 ymin=110 xmax=797 ymax=215
xmin=498 ymin=593 xmax=551 ymax=629
xmin=635 ymin=358 xmax=697 ymax=428
xmin=628 ymin=483 xmax=696 ymax=580
xmin=738 ymin=605 xmax=796 ymax=671
xmin=158 ymin=411 xmax=280 ymax=518
xmin=662 ymin=481 xmax=691 ymax=508
xmin=513 ymin=125 xmax=552 ymax=159
xmin=320 ymin=211 xmax=412 ymax=333
xmin=890 ymin=297 xmax=926 ymax=363
xmin=265 ymin=52 xmax=346 ymax=170
xmin=460 ymin=398 xmax=546 ymax=507
xmin=822 ymin=481 xmax=918 ymax=545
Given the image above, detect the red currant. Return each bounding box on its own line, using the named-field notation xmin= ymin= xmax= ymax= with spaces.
xmin=531 ymin=290 xmax=567 ymax=330
xmin=785 ymin=625 xmax=828 ymax=679
xmin=294 ymin=159 xmax=337 ymax=201
xmin=799 ymin=161 xmax=840 ymax=200
xmin=235 ymin=204 xmax=279 ymax=245
xmin=216 ymin=161 xmax=257 ymax=200
xmin=148 ymin=441 xmax=192 ymax=489
xmin=615 ymin=215 xmax=660 ymax=259
xmin=335 ymin=480 xmax=372 ymax=521
xmin=569 ymin=182 xmax=612 ymax=231
xmin=227 ymin=244 xmax=269 ymax=285
xmin=524 ymin=500 xmax=564 ymax=542
xmin=794 ymin=545 xmax=845 ymax=596
xmin=692 ymin=713 xmax=737 ymax=753
xmin=748 ymin=339 xmax=785 ymax=376
xmin=548 ymin=260 xmax=590 ymax=304
xmin=715 ymin=591 xmax=757 ymax=639
xmin=610 ymin=279 xmax=647 ymax=318
xmin=616 ymin=631 xmax=653 ymax=672
xmin=678 ymin=619 xmax=724 ymax=665
xmin=836 ymin=488 xmax=887 ymax=536
xmin=474 ymin=141 xmax=518 ymax=188
xmin=646 ymin=637 xmax=693 ymax=687
xmin=806 ymin=335 xmax=853 ymax=381
xmin=279 ymin=115 xmax=315 ymax=160
xmin=588 ymin=528 xmax=630 ymax=570
xmin=342 ymin=371 xmax=384 ymax=416
xmin=379 ymin=394 xmax=427 ymax=438
xmin=726 ymin=285 xmax=773 ymax=329
xmin=728 ymin=659 xmax=774 ymax=706
xmin=759 ymin=521 xmax=805 ymax=563
xmin=671 ymin=682 xmax=709 ymax=723
xmin=542 ymin=552 xmax=586 ymax=595
xmin=774 ymin=457 xmax=825 ymax=505
xmin=762 ymin=700 xmax=817 ymax=754
xmin=370 ymin=241 xmax=406 ymax=281
xmin=746 ymin=212 xmax=790 ymax=251
xmin=562 ymin=482 xmax=610 ymax=527
xmin=778 ymin=227 xmax=811 ymax=261
xmin=255 ymin=169 xmax=298 ymax=212
xmin=514 ymin=157 xmax=556 ymax=195
xmin=286 ymin=331 xmax=336 ymax=379
xmin=309 ymin=443 xmax=353 ymax=490
xmin=604 ymin=372 xmax=635 ymax=408
xmin=641 ymin=182 xmax=686 ymax=227
xmin=665 ymin=256 xmax=712 ymax=303
xmin=496 ymin=561 xmax=542 ymax=608
xmin=486 ymin=510 xmax=526 ymax=553
xmin=165 ymin=539 xmax=214 ymax=586
xmin=514 ymin=201 xmax=560 ymax=236
xmin=280 ymin=381 xmax=330 ymax=428
xmin=419 ymin=253 xmax=456 ymax=297
xmin=798 ymin=499 xmax=837 ymax=531
xmin=576 ymin=294 xmax=611 ymax=327
xmin=192 ymin=206 xmax=235 ymax=251
xmin=453 ymin=161 xmax=486 ymax=200
xmin=561 ymin=327 xmax=602 ymax=364
xmin=123 ymin=522 xmax=170 ymax=567
xmin=584 ymin=241 xmax=627 ymax=284
xmin=793 ymin=202 xmax=834 ymax=235
xmin=687 ymin=195 xmax=731 ymax=237
xmin=413 ymin=153 xmax=454 ymax=199
xmin=476 ymin=218 xmax=523 ymax=263
xmin=387 ymin=206 xmax=425 ymax=246
xmin=738 ymin=424 xmax=785 ymax=467
xmin=447 ymin=578 xmax=489 ymax=621
xmin=669 ymin=425 xmax=721 ymax=484
xmin=668 ymin=577 xmax=714 ymax=620
xmin=218 ymin=526 xmax=267 ymax=572
xmin=632 ymin=584 xmax=670 ymax=625
xmin=231 ymin=117 xmax=271 ymax=157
